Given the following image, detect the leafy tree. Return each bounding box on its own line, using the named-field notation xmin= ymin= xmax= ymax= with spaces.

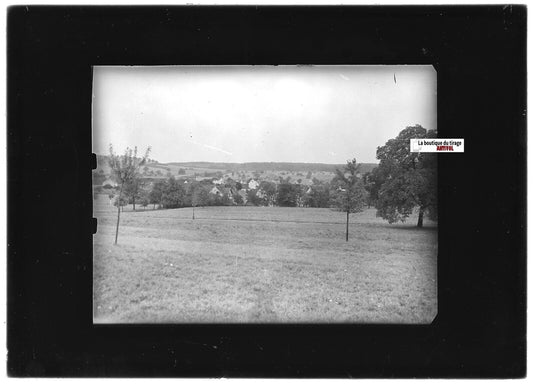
xmin=247 ymin=189 xmax=262 ymax=206
xmin=305 ymin=184 xmax=331 ymax=208
xmin=294 ymin=184 xmax=305 ymax=207
xmin=235 ymin=181 xmax=243 ymax=191
xmin=149 ymin=180 xmax=165 ymax=209
xmin=178 ymin=168 xmax=186 ymax=175
xmin=259 ymin=181 xmax=277 ymax=206
xmin=362 ymin=169 xmax=385 ymax=208
xmin=209 ymin=189 xmax=232 ymax=206
xmin=108 ymin=145 xmax=150 ymax=244
xmin=113 ymin=195 xmax=128 ymax=210
xmin=161 ymin=176 xmax=185 ymax=208
xmin=140 ymin=196 xmax=149 ymax=209
xmin=192 ymin=186 xmax=210 ymax=208
xmin=277 ymin=183 xmax=301 ymax=207
xmin=374 ymin=125 xmax=437 ymax=227
xmin=221 ymin=192 xmax=233 ymax=206
xmin=331 ymin=159 xmax=368 ymax=241
xmin=224 ymin=178 xmax=235 ymax=189
xmin=233 ymin=192 xmax=243 ymax=205
xmin=306 ymin=171 xmax=312 ymax=179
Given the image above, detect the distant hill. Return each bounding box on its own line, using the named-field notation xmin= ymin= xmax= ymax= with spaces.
xmin=96 ymin=155 xmax=377 ymax=173
xmin=165 ymin=161 xmax=378 ymax=174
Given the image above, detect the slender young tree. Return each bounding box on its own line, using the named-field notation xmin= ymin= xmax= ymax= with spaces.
xmin=108 ymin=145 xmax=150 ymax=245
xmin=331 ymin=159 xmax=368 ymax=241
xmin=191 ymin=185 xmax=203 ymax=219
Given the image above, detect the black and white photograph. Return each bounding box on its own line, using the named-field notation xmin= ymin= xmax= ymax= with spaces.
xmin=92 ymin=65 xmax=438 ymax=324
xmin=7 ymin=3 xmax=527 ymax=377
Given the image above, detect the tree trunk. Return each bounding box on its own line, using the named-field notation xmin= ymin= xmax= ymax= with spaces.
xmin=114 ymin=184 xmax=124 ymax=245
xmin=346 ymin=211 xmax=349 ymax=242
xmin=417 ymin=208 xmax=424 ymax=228
xmin=132 ymin=197 xmax=135 ymax=211
xmin=153 ymin=203 xmax=156 ymax=210
xmin=192 ymin=206 xmax=195 ymax=220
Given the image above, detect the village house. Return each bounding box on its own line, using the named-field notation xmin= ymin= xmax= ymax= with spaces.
xmin=248 ymin=179 xmax=259 ymax=190
xmin=209 ymin=186 xmax=222 ymax=196
xmin=102 ymin=177 xmax=117 ymax=188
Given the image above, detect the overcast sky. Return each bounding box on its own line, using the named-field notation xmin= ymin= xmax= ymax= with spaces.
xmin=92 ymin=65 xmax=436 ymax=164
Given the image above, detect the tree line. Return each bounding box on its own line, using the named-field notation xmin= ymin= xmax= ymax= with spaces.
xmin=108 ymin=174 xmax=356 ymax=211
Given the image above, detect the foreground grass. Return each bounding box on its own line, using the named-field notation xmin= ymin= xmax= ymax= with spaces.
xmin=93 ymin=205 xmax=437 ymax=323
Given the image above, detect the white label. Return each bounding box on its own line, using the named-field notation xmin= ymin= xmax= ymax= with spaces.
xmin=410 ymin=138 xmax=464 ymax=153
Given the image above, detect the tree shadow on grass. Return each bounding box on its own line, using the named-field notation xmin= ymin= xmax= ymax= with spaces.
xmin=386 ymin=224 xmax=438 ymax=231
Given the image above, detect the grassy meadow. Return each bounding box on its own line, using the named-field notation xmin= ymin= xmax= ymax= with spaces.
xmin=93 ymin=200 xmax=437 ymax=323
